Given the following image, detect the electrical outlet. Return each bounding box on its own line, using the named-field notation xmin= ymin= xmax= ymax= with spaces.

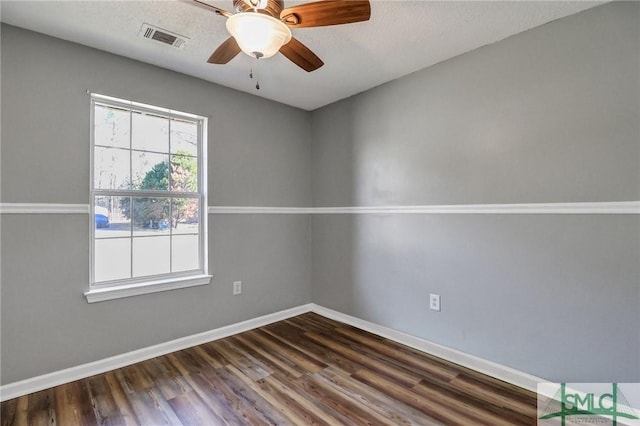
xmin=430 ymin=294 xmax=441 ymax=312
xmin=233 ymin=281 xmax=242 ymax=295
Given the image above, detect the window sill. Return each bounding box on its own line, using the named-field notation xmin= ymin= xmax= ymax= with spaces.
xmin=84 ymin=275 xmax=212 ymax=303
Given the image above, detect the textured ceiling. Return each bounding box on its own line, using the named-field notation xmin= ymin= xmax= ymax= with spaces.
xmin=1 ymin=0 xmax=604 ymax=110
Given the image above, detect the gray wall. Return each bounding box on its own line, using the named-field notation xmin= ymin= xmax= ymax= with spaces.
xmin=2 ymin=1 xmax=639 ymax=387
xmin=311 ymin=2 xmax=640 ymax=382
xmin=0 ymin=24 xmax=312 ymax=384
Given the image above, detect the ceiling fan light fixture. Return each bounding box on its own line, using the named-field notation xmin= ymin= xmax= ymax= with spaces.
xmin=226 ymin=13 xmax=292 ymax=59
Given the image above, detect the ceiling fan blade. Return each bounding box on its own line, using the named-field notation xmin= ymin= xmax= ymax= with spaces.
xmin=191 ymin=0 xmax=233 ymax=18
xmin=208 ymin=37 xmax=241 ymax=64
xmin=279 ymin=38 xmax=324 ymax=72
xmin=280 ymin=0 xmax=370 ymax=28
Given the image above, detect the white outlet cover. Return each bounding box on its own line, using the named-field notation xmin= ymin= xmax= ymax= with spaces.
xmin=233 ymin=281 xmax=242 ymax=295
xmin=430 ymin=294 xmax=441 ymax=312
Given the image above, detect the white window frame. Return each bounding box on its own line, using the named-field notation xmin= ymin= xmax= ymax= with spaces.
xmin=85 ymin=93 xmax=210 ymax=303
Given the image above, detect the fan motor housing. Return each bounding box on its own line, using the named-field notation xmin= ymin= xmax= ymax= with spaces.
xmin=234 ymin=0 xmax=284 ymax=18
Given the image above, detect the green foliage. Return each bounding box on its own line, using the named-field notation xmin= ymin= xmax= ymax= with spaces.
xmin=120 ymin=151 xmax=198 ymax=229
xmin=140 ymin=161 xmax=169 ymax=191
xmin=170 ymin=154 xmax=197 ymax=192
xmin=134 ymin=198 xmax=170 ymax=229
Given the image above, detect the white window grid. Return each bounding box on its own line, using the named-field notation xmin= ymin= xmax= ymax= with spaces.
xmin=89 ymin=93 xmax=208 ymax=288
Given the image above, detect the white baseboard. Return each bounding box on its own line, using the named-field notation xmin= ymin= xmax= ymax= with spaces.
xmin=0 ymin=302 xmax=544 ymax=401
xmin=309 ymin=304 xmax=546 ymax=393
xmin=0 ymin=304 xmax=314 ymax=402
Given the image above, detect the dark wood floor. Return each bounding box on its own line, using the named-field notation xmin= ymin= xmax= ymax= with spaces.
xmin=1 ymin=312 xmax=537 ymax=425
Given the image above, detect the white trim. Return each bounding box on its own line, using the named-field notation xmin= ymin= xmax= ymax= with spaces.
xmin=0 ymin=304 xmax=314 ymax=402
xmin=211 ymin=201 xmax=640 ymax=215
xmin=0 ymin=203 xmax=89 ymax=214
xmin=309 ymin=201 xmax=640 ymax=215
xmin=208 ymin=206 xmax=311 ymax=214
xmin=84 ymin=274 xmax=213 ymax=303
xmin=0 ymin=303 xmax=546 ymax=401
xmin=309 ymin=304 xmax=546 ymax=393
xmin=88 ymin=95 xmax=209 ymax=291
xmin=2 ymin=201 xmax=639 ymax=215
xmin=91 ymin=92 xmax=204 ymax=120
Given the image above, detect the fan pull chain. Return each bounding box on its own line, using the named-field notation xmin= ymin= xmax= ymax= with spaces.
xmin=254 ymin=55 xmax=261 ymax=90
xmin=248 ymin=55 xmax=261 ymax=90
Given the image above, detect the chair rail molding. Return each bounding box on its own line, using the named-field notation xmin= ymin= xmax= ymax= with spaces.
xmin=0 ymin=203 xmax=90 ymax=214
xmin=3 ymin=201 xmax=638 ymax=215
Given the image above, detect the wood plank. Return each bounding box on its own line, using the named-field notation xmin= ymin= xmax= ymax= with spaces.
xmin=0 ymin=397 xmax=17 ymax=426
xmin=166 ymin=390 xmax=225 ymax=425
xmin=305 ymin=331 xmax=423 ymax=387
xmin=352 ymin=368 xmax=488 ymax=425
xmin=268 ymin=373 xmax=360 ymax=426
xmin=124 ymin=387 xmax=181 ymax=425
xmin=0 ymin=313 xmax=537 ymax=426
xmin=25 ymin=388 xmax=56 ymax=426
xmin=301 ymin=372 xmax=400 ymax=426
xmin=192 ymin=343 xmax=226 ymax=369
xmin=318 ymin=366 xmax=440 ymax=426
xmin=289 ymin=373 xmax=372 ymax=426
xmin=224 ymin=363 xmax=325 ymax=425
xmin=10 ymin=396 xmax=28 ymax=426
xmin=247 ymin=328 xmax=327 ymax=373
xmin=333 ymin=325 xmax=460 ymax=381
xmin=415 ymin=373 xmax=536 ymax=423
xmin=54 ymin=381 xmax=96 ymax=425
xmin=262 ymin=326 xmax=365 ymax=374
xmin=85 ymin=375 xmax=128 ymax=426
xmin=232 ymin=332 xmax=307 ymax=378
xmin=165 ymin=349 xmax=208 ymax=377
xmin=183 ymin=371 xmax=247 ymax=425
xmin=140 ymin=357 xmax=191 ymax=400
xmin=208 ymin=338 xmax=272 ymax=381
xmin=103 ymin=371 xmax=139 ymax=426
xmin=200 ymin=367 xmax=288 ymax=425
xmin=115 ymin=365 xmax=154 ymax=394
xmin=286 ymin=313 xmax=338 ymax=335
xmin=411 ymin=379 xmax=523 ymax=426
xmin=251 ymin=375 xmax=335 ymax=425
xmin=317 ymin=325 xmax=459 ymax=386
xmin=448 ymin=372 xmax=538 ymax=417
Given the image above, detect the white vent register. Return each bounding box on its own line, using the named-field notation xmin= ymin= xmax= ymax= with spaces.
xmin=139 ymin=23 xmax=188 ymax=49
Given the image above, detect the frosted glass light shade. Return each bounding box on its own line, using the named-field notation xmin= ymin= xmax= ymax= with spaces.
xmin=226 ymin=13 xmax=292 ymax=59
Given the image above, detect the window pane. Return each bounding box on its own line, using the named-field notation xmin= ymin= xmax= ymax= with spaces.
xmin=91 ymin=96 xmax=205 ymax=288
xmin=132 ymin=112 xmax=169 ymax=153
xmin=132 ymin=197 xmax=170 ymax=236
xmin=170 ymin=119 xmax=198 ymax=156
xmin=95 ymin=238 xmax=131 ymax=282
xmin=132 ymin=151 xmax=169 ymax=190
xmin=172 ymin=235 xmax=200 ymax=272
xmin=95 ymin=196 xmax=131 ymax=238
xmin=94 ymin=147 xmax=130 ymax=190
xmin=170 ymin=155 xmax=198 ymax=192
xmin=133 ymin=236 xmax=170 ymax=277
xmin=94 ymin=104 xmax=130 ymax=149
xmin=172 ymin=198 xmax=199 ymax=235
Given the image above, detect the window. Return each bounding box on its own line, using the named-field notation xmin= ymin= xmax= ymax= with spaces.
xmin=86 ymin=94 xmax=209 ymax=302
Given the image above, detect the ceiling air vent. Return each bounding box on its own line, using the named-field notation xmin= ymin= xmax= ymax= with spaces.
xmin=139 ymin=24 xmax=188 ymax=49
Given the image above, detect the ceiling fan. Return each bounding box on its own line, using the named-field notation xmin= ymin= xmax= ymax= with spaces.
xmin=194 ymin=0 xmax=371 ymax=72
